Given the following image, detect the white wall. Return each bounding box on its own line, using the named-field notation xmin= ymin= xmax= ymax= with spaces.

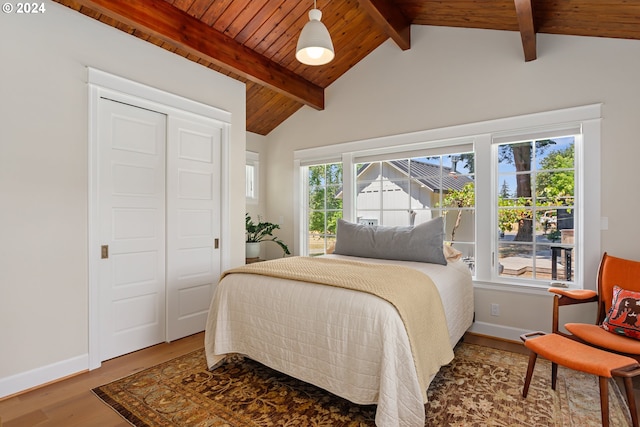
xmin=0 ymin=2 xmax=246 ymax=395
xmin=266 ymin=25 xmax=640 ymax=339
xmin=246 ymin=131 xmax=291 ymax=259
xmin=246 ymin=132 xmax=268 ymax=220
xmin=246 ymin=132 xmax=272 ymax=259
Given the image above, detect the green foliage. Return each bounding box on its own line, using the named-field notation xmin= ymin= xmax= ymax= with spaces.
xmin=547 ymin=229 xmax=561 ymax=242
xmin=440 ymin=182 xmax=475 ymax=241
xmin=442 ymin=181 xmax=534 ymax=237
xmin=497 ymin=198 xmax=531 ymax=233
xmin=442 ymin=182 xmax=475 ymax=208
xmin=499 ymin=180 xmax=511 ymax=198
xmin=498 ymin=139 xmax=558 ymax=241
xmin=308 ymin=163 xmax=343 ymax=234
xmin=245 ymin=213 xmax=290 ymax=255
xmin=536 ymin=144 xmax=574 ymax=205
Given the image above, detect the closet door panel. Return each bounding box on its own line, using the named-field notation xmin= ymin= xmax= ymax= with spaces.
xmin=166 ymin=115 xmax=222 ymax=341
xmin=98 ymin=98 xmax=167 ymax=361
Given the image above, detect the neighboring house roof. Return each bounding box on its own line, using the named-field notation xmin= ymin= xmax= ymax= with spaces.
xmin=358 ymin=159 xmax=474 ymax=193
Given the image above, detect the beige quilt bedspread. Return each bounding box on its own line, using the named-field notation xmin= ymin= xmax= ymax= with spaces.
xmin=220 ymin=256 xmax=454 ymax=401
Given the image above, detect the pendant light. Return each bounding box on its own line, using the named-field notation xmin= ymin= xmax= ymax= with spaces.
xmin=296 ymin=0 xmax=335 ymax=66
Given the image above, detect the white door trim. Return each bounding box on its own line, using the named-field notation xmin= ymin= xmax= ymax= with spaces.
xmin=87 ymin=68 xmax=232 ymax=123
xmin=87 ymin=68 xmax=231 ymax=369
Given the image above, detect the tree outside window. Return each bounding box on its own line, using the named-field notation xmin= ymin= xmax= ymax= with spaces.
xmin=497 ymin=137 xmax=576 ymax=282
xmin=307 ymin=163 xmax=343 ymax=255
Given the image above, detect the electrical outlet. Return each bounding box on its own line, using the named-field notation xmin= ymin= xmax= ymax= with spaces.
xmin=491 ymin=303 xmax=500 ymax=316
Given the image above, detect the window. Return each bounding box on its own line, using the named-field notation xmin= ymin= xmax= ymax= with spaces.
xmin=294 ymin=105 xmax=601 ymax=290
xmin=246 ymin=164 xmax=255 ymax=197
xmin=354 ymin=153 xmax=475 ymax=265
xmin=496 ymin=136 xmax=576 ymax=284
xmin=306 ymin=162 xmax=343 ymax=255
xmin=246 ymin=151 xmax=259 ymax=204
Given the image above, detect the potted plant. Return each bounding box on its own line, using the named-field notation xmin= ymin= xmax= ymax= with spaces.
xmin=245 ymin=213 xmax=290 ymax=258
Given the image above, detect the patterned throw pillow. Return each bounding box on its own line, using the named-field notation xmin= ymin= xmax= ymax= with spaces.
xmin=602 ymin=286 xmax=640 ymax=340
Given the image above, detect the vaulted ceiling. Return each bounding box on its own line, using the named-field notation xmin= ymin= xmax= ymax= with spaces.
xmin=54 ymin=0 xmax=640 ymax=135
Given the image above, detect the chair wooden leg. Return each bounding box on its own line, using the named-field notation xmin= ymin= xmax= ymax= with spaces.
xmin=623 ymin=376 xmax=639 ymax=427
xmin=552 ymin=295 xmax=560 ymax=333
xmin=551 ymin=362 xmax=558 ymax=390
xmin=523 ymin=351 xmax=538 ymax=398
xmin=599 ymin=376 xmax=610 ymax=427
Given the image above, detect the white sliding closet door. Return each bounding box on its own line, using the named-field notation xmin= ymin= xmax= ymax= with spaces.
xmin=98 ymin=98 xmax=167 ymax=361
xmin=89 ymin=69 xmax=230 ymax=368
xmin=166 ymin=115 xmax=221 ymax=341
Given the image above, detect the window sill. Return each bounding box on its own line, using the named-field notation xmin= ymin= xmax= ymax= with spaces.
xmin=472 ymin=279 xmax=582 ymax=295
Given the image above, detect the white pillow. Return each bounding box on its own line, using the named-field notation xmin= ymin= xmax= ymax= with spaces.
xmin=333 ymin=217 xmax=447 ymax=265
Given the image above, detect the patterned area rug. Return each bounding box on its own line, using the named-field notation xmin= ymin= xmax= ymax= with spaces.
xmin=93 ymin=342 xmax=632 ymax=426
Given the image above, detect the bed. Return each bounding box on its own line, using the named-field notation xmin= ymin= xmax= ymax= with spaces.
xmin=204 ymin=218 xmax=474 ymax=427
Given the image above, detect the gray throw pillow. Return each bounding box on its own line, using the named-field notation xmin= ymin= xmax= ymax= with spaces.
xmin=333 ymin=217 xmax=447 ymax=265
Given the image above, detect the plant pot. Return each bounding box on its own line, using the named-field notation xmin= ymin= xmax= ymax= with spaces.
xmin=245 ymin=242 xmax=261 ymax=259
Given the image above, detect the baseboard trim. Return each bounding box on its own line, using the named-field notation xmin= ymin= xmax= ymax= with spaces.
xmin=0 ymin=323 xmax=533 ymax=399
xmin=0 ymin=354 xmax=88 ymax=400
xmin=468 ymin=321 xmax=532 ymax=342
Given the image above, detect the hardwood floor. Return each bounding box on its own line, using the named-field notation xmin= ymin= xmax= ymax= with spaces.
xmin=0 ymin=332 xmax=204 ymax=427
xmin=1 ymin=332 xmax=638 ymax=426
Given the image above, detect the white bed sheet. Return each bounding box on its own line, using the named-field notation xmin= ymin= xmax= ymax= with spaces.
xmin=204 ymin=255 xmax=474 ymax=427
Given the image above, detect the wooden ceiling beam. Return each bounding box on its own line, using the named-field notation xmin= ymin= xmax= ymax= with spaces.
xmin=70 ymin=0 xmax=325 ymax=110
xmin=358 ymin=0 xmax=411 ymax=50
xmin=514 ymin=0 xmax=537 ymax=61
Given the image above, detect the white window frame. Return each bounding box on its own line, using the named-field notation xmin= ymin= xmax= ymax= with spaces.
xmin=293 ymin=104 xmax=601 ymax=293
xmin=353 ymin=153 xmax=476 ymax=256
xmin=487 ymin=131 xmax=579 ymax=287
xmin=246 ymin=150 xmax=259 ymax=204
xmin=301 ymin=162 xmax=344 ymax=256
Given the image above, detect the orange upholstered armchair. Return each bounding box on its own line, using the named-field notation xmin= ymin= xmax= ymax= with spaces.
xmin=550 ymin=252 xmax=640 ymax=361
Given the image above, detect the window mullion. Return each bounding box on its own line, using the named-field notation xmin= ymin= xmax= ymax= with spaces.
xmin=342 ymin=153 xmax=354 ymax=223
xmin=474 ymin=135 xmax=493 ymax=281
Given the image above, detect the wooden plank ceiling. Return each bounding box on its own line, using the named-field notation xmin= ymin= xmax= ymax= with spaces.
xmin=55 ymin=0 xmax=640 ymax=135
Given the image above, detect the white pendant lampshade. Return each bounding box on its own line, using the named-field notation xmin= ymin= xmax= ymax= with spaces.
xmin=296 ymin=5 xmax=335 ymax=66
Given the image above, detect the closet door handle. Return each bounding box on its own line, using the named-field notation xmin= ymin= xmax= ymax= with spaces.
xmin=214 ymin=238 xmax=219 ymax=249
xmin=101 ymin=245 xmax=109 ymax=259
